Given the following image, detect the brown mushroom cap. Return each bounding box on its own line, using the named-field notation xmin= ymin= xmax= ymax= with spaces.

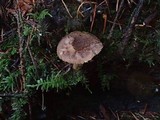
xmin=57 ymin=31 xmax=103 ymax=64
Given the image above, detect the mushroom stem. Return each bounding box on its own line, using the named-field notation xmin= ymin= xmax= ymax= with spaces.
xmin=73 ymin=64 xmax=82 ymax=70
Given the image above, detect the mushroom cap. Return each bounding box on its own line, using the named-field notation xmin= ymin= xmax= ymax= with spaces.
xmin=57 ymin=31 xmax=103 ymax=64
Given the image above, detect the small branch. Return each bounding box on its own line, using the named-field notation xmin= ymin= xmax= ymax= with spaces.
xmin=61 ymin=0 xmax=73 ymax=18
xmin=116 ymin=0 xmax=120 ymax=11
xmin=143 ymin=11 xmax=157 ymax=26
xmin=26 ymin=27 xmax=39 ymax=77
xmin=116 ymin=112 xmax=120 ymax=120
xmin=0 ymin=28 xmax=17 ymax=44
xmin=0 ymin=28 xmax=4 ymax=43
xmin=107 ymin=0 xmax=124 ymax=40
xmin=99 ymin=104 xmax=110 ymax=120
xmin=41 ymin=91 xmax=45 ymax=111
xmin=27 ymin=46 xmax=39 ymax=76
xmin=0 ymin=93 xmax=24 ymax=97
xmin=16 ymin=0 xmax=26 ymax=91
xmin=130 ymin=112 xmax=139 ymax=120
xmin=40 ymin=51 xmax=59 ymax=69
xmin=28 ymin=101 xmax=32 ymax=120
xmin=76 ymin=1 xmax=97 ymax=18
xmin=120 ymin=0 xmax=144 ymax=53
xmin=142 ymin=104 xmax=148 ymax=114
xmin=103 ymin=13 xmax=107 ymax=33
xmin=90 ymin=4 xmax=97 ymax=32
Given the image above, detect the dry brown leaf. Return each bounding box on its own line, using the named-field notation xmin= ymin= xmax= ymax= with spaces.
xmin=16 ymin=0 xmax=35 ymax=15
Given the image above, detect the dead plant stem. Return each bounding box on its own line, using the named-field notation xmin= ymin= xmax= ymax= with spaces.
xmin=107 ymin=0 xmax=124 ymax=40
xmin=26 ymin=27 xmax=39 ymax=77
xmin=16 ymin=0 xmax=26 ymax=91
xmin=121 ymin=0 xmax=144 ymax=53
xmin=61 ymin=0 xmax=73 ymax=18
xmin=90 ymin=4 xmax=97 ymax=32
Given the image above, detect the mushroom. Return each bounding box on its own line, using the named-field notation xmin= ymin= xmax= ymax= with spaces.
xmin=57 ymin=31 xmax=103 ymax=69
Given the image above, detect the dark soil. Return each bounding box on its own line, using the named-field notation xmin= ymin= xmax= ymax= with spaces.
xmin=31 ymin=62 xmax=160 ymax=120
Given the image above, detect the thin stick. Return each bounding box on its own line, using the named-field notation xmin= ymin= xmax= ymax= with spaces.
xmin=61 ymin=0 xmax=73 ymax=18
xmin=104 ymin=0 xmax=109 ymax=7
xmin=121 ymin=0 xmax=144 ymax=53
xmin=40 ymin=51 xmax=59 ymax=69
xmin=0 ymin=28 xmax=4 ymax=43
xmin=76 ymin=1 xmax=97 ymax=18
xmin=130 ymin=112 xmax=139 ymax=120
xmin=77 ymin=2 xmax=85 ymax=18
xmin=143 ymin=104 xmax=148 ymax=115
xmin=116 ymin=0 xmax=119 ymax=11
xmin=97 ymin=0 xmax=105 ymax=7
xmin=0 ymin=93 xmax=24 ymax=97
xmin=90 ymin=4 xmax=97 ymax=32
xmin=27 ymin=46 xmax=39 ymax=76
xmin=127 ymin=0 xmax=131 ymax=6
xmin=107 ymin=0 xmax=124 ymax=40
xmin=107 ymin=20 xmax=122 ymax=25
xmin=97 ymin=0 xmax=110 ymax=16
xmin=109 ymin=108 xmax=117 ymax=118
xmin=104 ymin=0 xmax=111 ymax=17
xmin=103 ymin=13 xmax=107 ymax=33
xmin=16 ymin=0 xmax=26 ymax=91
xmin=25 ymin=27 xmax=39 ymax=77
xmin=116 ymin=112 xmax=120 ymax=120
xmin=41 ymin=91 xmax=45 ymax=110
xmin=28 ymin=100 xmax=32 ymax=120
xmin=136 ymin=113 xmax=147 ymax=120
xmin=0 ymin=28 xmax=16 ymax=39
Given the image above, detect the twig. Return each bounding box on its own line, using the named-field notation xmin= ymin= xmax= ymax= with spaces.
xmin=76 ymin=1 xmax=86 ymax=18
xmin=127 ymin=0 xmax=131 ymax=6
xmin=120 ymin=0 xmax=144 ymax=53
xmin=61 ymin=0 xmax=73 ymax=18
xmin=143 ymin=11 xmax=158 ymax=26
xmin=109 ymin=108 xmax=117 ymax=118
xmin=90 ymin=4 xmax=97 ymax=32
xmin=41 ymin=91 xmax=45 ymax=111
xmin=0 ymin=28 xmax=3 ymax=43
xmin=27 ymin=46 xmax=39 ymax=76
xmin=40 ymin=51 xmax=59 ymax=69
xmin=130 ymin=112 xmax=139 ymax=120
xmin=26 ymin=27 xmax=39 ymax=77
xmin=0 ymin=28 xmax=16 ymax=37
xmin=76 ymin=1 xmax=97 ymax=18
xmin=104 ymin=0 xmax=111 ymax=17
xmin=99 ymin=104 xmax=110 ymax=120
xmin=77 ymin=116 xmax=85 ymax=120
xmin=0 ymin=28 xmax=16 ymax=44
xmin=97 ymin=0 xmax=110 ymax=16
xmin=116 ymin=0 xmax=120 ymax=11
xmin=28 ymin=100 xmax=32 ymax=120
xmin=89 ymin=116 xmax=96 ymax=120
xmin=143 ymin=104 xmax=148 ymax=115
xmin=103 ymin=13 xmax=107 ymax=33
xmin=136 ymin=113 xmax=147 ymax=120
xmin=116 ymin=112 xmax=120 ymax=120
xmin=107 ymin=20 xmax=122 ymax=25
xmin=97 ymin=0 xmax=106 ymax=7
xmin=148 ymin=112 xmax=157 ymax=119
xmin=0 ymin=93 xmax=24 ymax=97
xmin=16 ymin=0 xmax=26 ymax=91
xmin=107 ymin=0 xmax=124 ymax=40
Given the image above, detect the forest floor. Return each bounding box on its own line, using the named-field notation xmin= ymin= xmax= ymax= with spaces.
xmin=38 ymin=62 xmax=160 ymax=120
xmin=43 ymin=84 xmax=160 ymax=120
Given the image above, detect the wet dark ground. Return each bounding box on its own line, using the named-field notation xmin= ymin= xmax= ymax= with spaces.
xmin=32 ymin=62 xmax=160 ymax=120
xmin=32 ymin=84 xmax=160 ymax=120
